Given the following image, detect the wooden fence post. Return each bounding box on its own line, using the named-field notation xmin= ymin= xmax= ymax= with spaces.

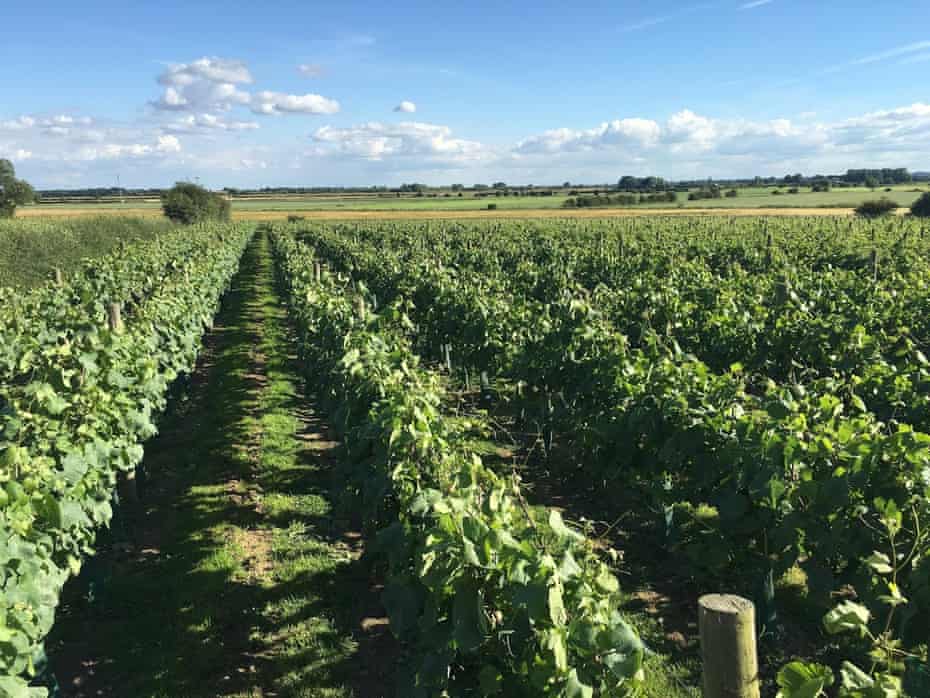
xmin=54 ymin=267 xmax=63 ymax=286
xmin=108 ymin=302 xmax=123 ymax=333
xmin=109 ymin=302 xmax=138 ymax=506
xmin=699 ymin=594 xmax=760 ymax=698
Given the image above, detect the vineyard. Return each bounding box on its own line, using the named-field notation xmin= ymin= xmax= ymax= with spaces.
xmin=1 ymin=217 xmax=929 ymax=696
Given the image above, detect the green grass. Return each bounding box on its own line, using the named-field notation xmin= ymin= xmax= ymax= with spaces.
xmin=0 ymin=216 xmax=171 ymax=288
xmin=22 ymin=183 xmax=930 ymax=217
xmin=48 ymin=232 xmax=374 ymax=697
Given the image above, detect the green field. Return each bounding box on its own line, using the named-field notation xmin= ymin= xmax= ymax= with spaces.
xmin=22 ymin=183 xmax=930 ymax=216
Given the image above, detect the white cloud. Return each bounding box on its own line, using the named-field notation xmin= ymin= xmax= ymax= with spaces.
xmin=739 ymin=0 xmax=773 ymax=9
xmin=507 ymin=103 xmax=930 ymax=178
xmin=620 ymin=4 xmax=713 ymax=32
xmin=824 ymin=40 xmax=930 ymax=74
xmin=0 ymin=116 xmax=36 ymax=131
xmin=298 ymin=63 xmax=325 ymax=77
xmin=514 ymin=118 xmax=661 ymax=155
xmin=163 ymin=113 xmax=260 ymax=133
xmin=312 ymin=121 xmax=490 ymax=164
xmin=851 ymin=40 xmax=930 ymax=66
xmin=156 ymin=135 xmax=182 ymax=153
xmin=159 ymin=57 xmax=253 ymax=87
xmin=150 ymin=57 xmax=340 ymax=119
xmin=250 ymin=91 xmax=340 ymax=115
xmin=152 ymin=57 xmax=253 ymax=112
xmin=394 ymin=100 xmax=417 ymax=113
xmin=899 ymin=52 xmax=930 ymax=65
xmin=1 ymin=149 xmax=33 ymax=161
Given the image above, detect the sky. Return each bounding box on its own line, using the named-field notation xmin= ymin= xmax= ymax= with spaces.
xmin=2 ymin=0 xmax=929 ymax=189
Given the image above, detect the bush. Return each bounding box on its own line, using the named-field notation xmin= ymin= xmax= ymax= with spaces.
xmin=911 ymin=192 xmax=930 ymax=218
xmin=161 ymin=182 xmax=231 ymax=224
xmin=855 ymin=198 xmax=898 ymax=218
xmin=788 ymin=187 xmax=800 ymax=194
xmin=487 ymin=203 xmax=497 ymax=210
xmin=726 ymin=189 xmax=738 ymax=198
xmin=287 ymin=214 xmax=305 ymax=223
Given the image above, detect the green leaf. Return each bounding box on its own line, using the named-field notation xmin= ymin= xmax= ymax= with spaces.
xmin=864 ymin=551 xmax=893 ymax=576
xmin=548 ymin=509 xmax=582 ymax=541
xmin=563 ymin=669 xmax=594 ymax=698
xmin=453 ymin=582 xmax=485 ymax=653
xmin=776 ymin=661 xmax=834 ymax=698
xmin=823 ymin=601 xmax=871 ymax=637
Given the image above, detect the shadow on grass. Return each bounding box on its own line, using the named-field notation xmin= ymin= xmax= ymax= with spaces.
xmin=48 ymin=233 xmax=393 ymax=698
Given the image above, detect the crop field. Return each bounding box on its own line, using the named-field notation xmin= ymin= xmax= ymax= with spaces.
xmin=2 ymin=215 xmax=930 ymax=697
xmin=15 ymin=183 xmax=930 ymax=221
xmin=0 ymin=216 xmax=170 ymax=289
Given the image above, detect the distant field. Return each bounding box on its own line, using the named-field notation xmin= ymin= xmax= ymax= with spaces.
xmin=16 ymin=206 xmax=879 ymax=221
xmin=18 ymin=184 xmax=929 ymax=219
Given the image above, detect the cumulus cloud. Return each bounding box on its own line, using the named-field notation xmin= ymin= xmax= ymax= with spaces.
xmin=514 ymin=118 xmax=661 ymax=155
xmin=312 ymin=121 xmax=490 ymax=164
xmin=298 ymin=63 xmax=325 ymax=77
xmin=151 ymin=57 xmax=253 ymax=112
xmin=150 ymin=57 xmax=340 ymax=119
xmin=250 ymin=91 xmax=340 ymax=115
xmin=508 ymin=103 xmax=930 ymax=176
xmin=394 ymin=100 xmax=417 ymax=113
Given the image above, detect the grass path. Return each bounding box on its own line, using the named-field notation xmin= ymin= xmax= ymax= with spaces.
xmin=49 ymin=232 xmax=392 ymax=697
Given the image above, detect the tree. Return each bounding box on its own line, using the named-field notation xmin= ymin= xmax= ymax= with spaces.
xmin=855 ymin=198 xmax=898 ymax=218
xmin=911 ymin=192 xmax=930 ymax=218
xmin=0 ymin=159 xmax=35 ymax=218
xmin=161 ymin=182 xmax=230 ymax=224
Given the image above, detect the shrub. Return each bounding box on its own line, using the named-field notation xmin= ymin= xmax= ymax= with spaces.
xmin=855 ymin=198 xmax=898 ymax=218
xmin=726 ymin=189 xmax=738 ymax=198
xmin=788 ymin=187 xmax=800 ymax=194
xmin=161 ymin=182 xmax=231 ymax=224
xmin=911 ymin=192 xmax=930 ymax=218
xmin=487 ymin=203 xmax=497 ymax=210
xmin=287 ymin=214 xmax=305 ymax=223
xmin=772 ymin=190 xmax=782 ymax=196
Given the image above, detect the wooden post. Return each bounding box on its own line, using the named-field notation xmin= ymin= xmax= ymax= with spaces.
xmin=871 ymin=248 xmax=879 ymax=284
xmin=699 ymin=594 xmax=760 ymax=698
xmin=314 ymin=262 xmax=322 ymax=283
xmin=108 ymin=302 xmax=138 ymax=506
xmin=53 ymin=267 xmax=63 ymax=286
xmin=108 ymin=302 xmax=123 ymax=334
xmin=356 ymin=296 xmax=366 ymax=321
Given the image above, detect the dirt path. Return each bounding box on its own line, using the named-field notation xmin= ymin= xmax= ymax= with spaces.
xmin=48 ymin=232 xmax=393 ymax=697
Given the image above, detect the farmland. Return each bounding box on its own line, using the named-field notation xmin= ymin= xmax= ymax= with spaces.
xmin=2 ymin=214 xmax=930 ymax=697
xmin=14 ymin=183 xmax=930 ymax=221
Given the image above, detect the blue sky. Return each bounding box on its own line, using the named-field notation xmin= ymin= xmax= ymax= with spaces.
xmin=2 ymin=0 xmax=929 ymax=188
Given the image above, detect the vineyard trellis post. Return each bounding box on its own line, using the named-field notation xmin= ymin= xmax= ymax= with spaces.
xmin=698 ymin=594 xmax=760 ymax=698
xmin=109 ymin=302 xmax=139 ymax=506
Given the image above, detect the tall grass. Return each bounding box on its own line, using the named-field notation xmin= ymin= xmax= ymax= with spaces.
xmin=0 ymin=216 xmax=172 ymax=289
